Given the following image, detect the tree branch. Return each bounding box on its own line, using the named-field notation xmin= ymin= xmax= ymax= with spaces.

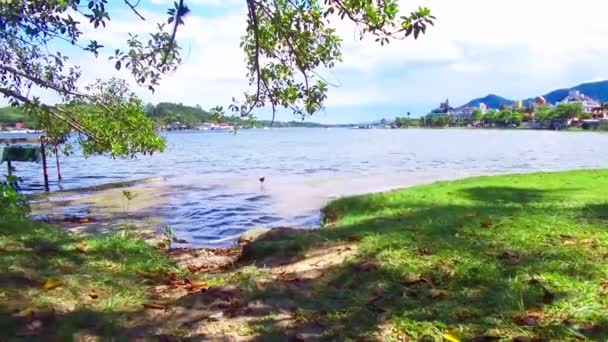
xmin=123 ymin=0 xmax=146 ymax=21
xmin=0 ymin=64 xmax=82 ymax=99
xmin=244 ymin=0 xmax=264 ymax=117
xmin=162 ymin=0 xmax=186 ymax=65
xmin=0 ymin=87 xmax=100 ymax=142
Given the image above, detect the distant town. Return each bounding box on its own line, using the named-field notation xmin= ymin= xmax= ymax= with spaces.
xmin=407 ymin=89 xmax=608 ymax=130
xmin=2 ymin=81 xmax=608 ymax=133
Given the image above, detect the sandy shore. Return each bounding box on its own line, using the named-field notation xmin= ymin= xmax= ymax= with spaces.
xmin=29 ymin=178 xmax=169 ymax=242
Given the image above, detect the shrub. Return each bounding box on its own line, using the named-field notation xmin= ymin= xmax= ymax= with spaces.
xmin=0 ymin=176 xmax=29 ymax=218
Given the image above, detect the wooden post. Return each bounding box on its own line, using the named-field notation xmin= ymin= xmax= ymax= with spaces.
xmin=7 ymin=160 xmax=12 ymax=177
xmin=54 ymin=145 xmax=62 ymax=181
xmin=40 ymin=138 xmax=49 ymax=192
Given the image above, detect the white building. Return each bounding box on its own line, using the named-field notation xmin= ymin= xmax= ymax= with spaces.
xmin=557 ymin=90 xmax=600 ymax=112
xmin=479 ymin=102 xmax=488 ymax=113
xmin=453 ymin=107 xmax=478 ymax=122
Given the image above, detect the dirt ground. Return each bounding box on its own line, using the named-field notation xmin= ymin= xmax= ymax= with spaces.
xmin=144 ymin=236 xmax=359 ymax=341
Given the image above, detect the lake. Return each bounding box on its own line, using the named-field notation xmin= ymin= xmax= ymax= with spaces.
xmin=4 ymin=128 xmax=608 ymax=247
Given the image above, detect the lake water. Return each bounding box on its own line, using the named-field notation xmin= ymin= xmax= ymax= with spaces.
xmin=4 ymin=128 xmax=608 ymax=247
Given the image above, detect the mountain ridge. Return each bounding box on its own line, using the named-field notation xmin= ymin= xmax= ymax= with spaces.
xmin=459 ymin=80 xmax=608 ymax=109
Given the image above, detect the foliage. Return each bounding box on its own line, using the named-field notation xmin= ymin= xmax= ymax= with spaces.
xmin=534 ymin=105 xmax=554 ymax=122
xmin=229 ymin=0 xmax=435 ymax=121
xmin=421 ymin=114 xmax=446 ymax=127
xmin=554 ymin=102 xmax=584 ymax=120
xmin=511 ymin=110 xmax=523 ymax=125
xmin=146 ymin=102 xmax=215 ymax=127
xmin=496 ymin=109 xmax=512 ymax=125
xmin=0 ymin=178 xmax=29 ymax=219
xmin=1 ymin=1 xmax=435 ymax=142
xmin=533 ymin=103 xmax=584 ymax=124
xmin=143 ymin=102 xmax=330 ymax=128
xmin=0 ymin=106 xmax=38 ymax=128
xmin=481 ymin=109 xmax=497 ymax=125
xmin=0 ymin=0 xmax=189 ymax=157
xmin=59 ymin=79 xmax=165 ymax=157
xmin=394 ymin=115 xmax=417 ymax=128
xmin=470 ymin=109 xmax=482 ymax=123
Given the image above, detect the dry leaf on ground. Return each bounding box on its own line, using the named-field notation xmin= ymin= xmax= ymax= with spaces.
xmin=75 ymin=242 xmax=89 ymax=253
xmin=428 ymin=288 xmax=448 ymax=300
xmin=599 ymin=280 xmax=608 ymax=295
xmin=142 ymin=303 xmax=166 ymax=310
xmin=401 ymin=275 xmax=433 ymax=287
xmin=499 ymin=250 xmax=521 ymax=265
xmin=416 ymin=247 xmax=432 ymax=256
xmin=480 ymin=219 xmax=494 ymax=228
xmin=514 ymin=310 xmax=542 ymax=326
xmin=354 ymin=261 xmax=377 ymax=272
xmin=42 ymin=278 xmax=62 ymax=290
xmin=443 ymin=332 xmax=460 ymax=342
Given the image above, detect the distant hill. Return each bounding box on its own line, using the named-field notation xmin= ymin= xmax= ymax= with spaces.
xmin=145 ymin=102 xmax=215 ymax=127
xmin=460 ymin=80 xmax=608 ymax=109
xmin=146 ymin=103 xmax=327 ymax=128
xmin=256 ymin=120 xmax=327 ymax=128
xmin=524 ymin=80 xmax=608 ymax=105
xmin=0 ymin=106 xmax=38 ymax=128
xmin=460 ymin=94 xmax=513 ymax=109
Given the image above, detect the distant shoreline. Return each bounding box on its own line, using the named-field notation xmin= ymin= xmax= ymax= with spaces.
xmin=0 ymin=129 xmax=43 ymax=134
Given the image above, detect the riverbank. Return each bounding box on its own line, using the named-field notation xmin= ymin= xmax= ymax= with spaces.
xmin=3 ymin=169 xmax=608 ymax=340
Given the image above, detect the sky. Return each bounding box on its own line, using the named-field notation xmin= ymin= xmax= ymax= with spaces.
xmin=18 ymin=0 xmax=608 ymax=124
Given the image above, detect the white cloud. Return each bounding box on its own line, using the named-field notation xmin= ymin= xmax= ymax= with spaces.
xmin=10 ymin=0 xmax=608 ymax=122
xmin=70 ymin=7 xmax=249 ymax=108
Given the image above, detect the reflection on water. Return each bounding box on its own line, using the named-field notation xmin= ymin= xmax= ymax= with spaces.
xmin=5 ymin=128 xmax=608 ymax=247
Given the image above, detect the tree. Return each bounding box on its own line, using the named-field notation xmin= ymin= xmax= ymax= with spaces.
xmin=470 ymin=109 xmax=482 ymax=123
xmin=482 ymin=110 xmax=498 ymax=125
xmin=144 ymin=103 xmax=156 ymax=116
xmin=554 ymin=103 xmax=584 ymax=120
xmin=394 ymin=117 xmax=403 ymax=128
xmin=1 ymin=1 xmax=435 ymax=156
xmin=511 ymin=110 xmax=523 ymax=126
xmin=497 ymin=109 xmax=512 ymax=126
xmin=534 ymin=105 xmax=554 ymax=122
xmin=236 ymin=1 xmax=435 ymax=121
xmin=0 ymin=1 xmax=189 ymax=157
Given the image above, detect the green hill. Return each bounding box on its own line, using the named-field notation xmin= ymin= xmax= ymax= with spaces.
xmin=0 ymin=106 xmax=38 ymax=128
xmin=0 ymin=103 xmax=327 ymax=130
xmin=145 ymin=103 xmax=215 ymax=127
xmin=460 ymin=80 xmax=608 ymax=109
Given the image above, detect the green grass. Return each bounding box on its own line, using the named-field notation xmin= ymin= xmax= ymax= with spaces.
xmin=0 ymin=215 xmax=182 ymax=339
xmin=4 ymin=169 xmax=608 ymax=340
xmin=240 ymin=169 xmax=608 ymax=340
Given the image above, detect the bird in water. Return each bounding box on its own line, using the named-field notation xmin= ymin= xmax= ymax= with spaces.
xmin=259 ymin=177 xmax=265 ymax=184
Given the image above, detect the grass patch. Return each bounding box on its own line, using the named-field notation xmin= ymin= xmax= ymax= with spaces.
xmin=5 ymin=169 xmax=608 ymax=340
xmin=237 ymin=169 xmax=608 ymax=340
xmin=0 ymin=215 xmax=181 ymax=339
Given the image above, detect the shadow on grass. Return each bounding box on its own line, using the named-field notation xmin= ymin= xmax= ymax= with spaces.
xmin=0 ymin=215 xmax=179 ymax=339
xmin=208 ymin=185 xmax=608 ymax=340
xmin=2 ymin=184 xmax=608 ymax=340
xmin=460 ymin=186 xmax=580 ymax=205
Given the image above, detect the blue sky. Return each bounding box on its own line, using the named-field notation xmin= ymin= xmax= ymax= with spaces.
xmin=25 ymin=0 xmax=608 ymax=124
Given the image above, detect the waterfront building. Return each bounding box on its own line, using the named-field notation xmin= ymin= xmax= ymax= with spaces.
xmin=557 ymin=90 xmax=601 ymax=113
